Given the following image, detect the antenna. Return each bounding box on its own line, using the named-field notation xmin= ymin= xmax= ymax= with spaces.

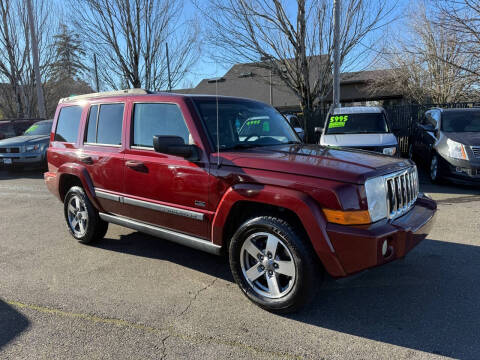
xmin=216 ymin=79 xmax=220 ymax=167
xmin=208 ymin=77 xmax=223 ymax=167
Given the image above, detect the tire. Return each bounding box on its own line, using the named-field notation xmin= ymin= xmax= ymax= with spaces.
xmin=408 ymin=143 xmax=414 ymax=160
xmin=229 ymin=216 xmax=321 ymax=313
xmin=429 ymin=153 xmax=441 ymax=183
xmin=64 ymin=186 xmax=108 ymax=244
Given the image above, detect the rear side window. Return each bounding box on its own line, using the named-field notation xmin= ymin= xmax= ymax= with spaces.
xmin=132 ymin=103 xmax=190 ymax=148
xmin=55 ymin=106 xmax=83 ymax=142
xmin=85 ymin=103 xmax=124 ymax=145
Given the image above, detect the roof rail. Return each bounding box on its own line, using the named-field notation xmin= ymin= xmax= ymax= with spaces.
xmin=59 ymin=88 xmax=153 ymax=103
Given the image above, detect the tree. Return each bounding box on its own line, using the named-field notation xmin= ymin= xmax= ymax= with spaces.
xmin=371 ymin=3 xmax=476 ymax=104
xmin=196 ymin=0 xmax=395 ymax=141
xmin=51 ymin=24 xmax=88 ymax=81
xmin=434 ymin=0 xmax=480 ymax=78
xmin=0 ymin=0 xmax=56 ymax=118
xmin=68 ymin=0 xmax=200 ymax=91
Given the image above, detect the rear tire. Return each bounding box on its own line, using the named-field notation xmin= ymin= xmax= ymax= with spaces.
xmin=64 ymin=186 xmax=108 ymax=244
xmin=229 ymin=216 xmax=321 ymax=313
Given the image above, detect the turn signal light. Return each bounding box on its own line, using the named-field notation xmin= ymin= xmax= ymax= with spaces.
xmin=323 ymin=209 xmax=371 ymax=225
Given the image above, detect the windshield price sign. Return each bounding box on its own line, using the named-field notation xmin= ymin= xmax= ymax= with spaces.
xmin=328 ymin=115 xmax=349 ymax=128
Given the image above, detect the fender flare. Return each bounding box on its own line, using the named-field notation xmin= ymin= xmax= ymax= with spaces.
xmin=56 ymin=163 xmax=102 ymax=211
xmin=211 ymin=183 xmax=346 ymax=277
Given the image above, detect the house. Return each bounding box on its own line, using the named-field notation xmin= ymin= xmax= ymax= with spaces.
xmin=175 ymin=59 xmax=405 ymax=113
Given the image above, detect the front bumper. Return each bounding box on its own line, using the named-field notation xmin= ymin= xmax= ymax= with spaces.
xmin=0 ymin=152 xmax=44 ymax=166
xmin=326 ymin=195 xmax=436 ymax=275
xmin=438 ymin=155 xmax=480 ymax=184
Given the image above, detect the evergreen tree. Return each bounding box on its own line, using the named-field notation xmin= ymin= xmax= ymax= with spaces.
xmin=51 ymin=24 xmax=87 ymax=81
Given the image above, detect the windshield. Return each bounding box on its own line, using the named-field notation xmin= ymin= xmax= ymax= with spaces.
xmin=23 ymin=122 xmax=52 ymax=136
xmin=325 ymin=113 xmax=389 ymax=134
xmin=442 ymin=111 xmax=480 ymax=132
xmin=194 ymin=99 xmax=300 ymax=150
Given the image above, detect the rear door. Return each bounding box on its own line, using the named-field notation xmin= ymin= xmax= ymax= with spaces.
xmin=80 ymin=102 xmax=127 ymax=216
xmin=122 ymin=101 xmax=211 ymax=239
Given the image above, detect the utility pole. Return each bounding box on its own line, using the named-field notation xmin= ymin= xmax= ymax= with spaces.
xmin=166 ymin=42 xmax=172 ymax=92
xmin=26 ymin=0 xmax=46 ymax=119
xmin=93 ymin=54 xmax=100 ymax=92
xmin=333 ymin=0 xmax=341 ymax=109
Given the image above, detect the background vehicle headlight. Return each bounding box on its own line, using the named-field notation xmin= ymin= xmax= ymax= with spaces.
xmin=365 ymin=176 xmax=388 ymax=222
xmin=447 ymin=139 xmax=468 ymax=160
xmin=25 ymin=144 xmax=40 ymax=152
xmin=382 ymin=147 xmax=397 ymax=156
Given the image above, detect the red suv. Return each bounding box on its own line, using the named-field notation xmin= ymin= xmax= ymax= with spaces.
xmin=44 ymin=89 xmax=436 ymax=312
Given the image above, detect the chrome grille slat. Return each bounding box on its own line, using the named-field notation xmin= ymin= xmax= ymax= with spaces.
xmin=472 ymin=146 xmax=480 ymax=158
xmin=384 ymin=167 xmax=418 ymax=220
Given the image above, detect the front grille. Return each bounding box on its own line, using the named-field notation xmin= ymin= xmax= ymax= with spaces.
xmin=472 ymin=146 xmax=480 ymax=158
xmin=385 ymin=167 xmax=419 ymax=219
xmin=0 ymin=147 xmax=20 ymax=154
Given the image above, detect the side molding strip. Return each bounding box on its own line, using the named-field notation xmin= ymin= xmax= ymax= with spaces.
xmin=99 ymin=213 xmax=221 ymax=255
xmin=94 ymin=188 xmax=204 ymax=221
xmin=95 ymin=189 xmax=122 ymax=203
xmin=123 ymin=197 xmax=204 ymax=221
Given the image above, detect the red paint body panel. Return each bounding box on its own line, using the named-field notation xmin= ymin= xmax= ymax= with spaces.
xmin=44 ymin=92 xmax=437 ymax=278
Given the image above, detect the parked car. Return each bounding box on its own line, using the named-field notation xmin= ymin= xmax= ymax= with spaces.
xmin=283 ymin=113 xmax=305 ymax=141
xmin=44 ymin=89 xmax=436 ymax=313
xmin=410 ymin=107 xmax=480 ymax=184
xmin=319 ymin=106 xmax=399 ymax=156
xmin=0 ymin=120 xmax=53 ymax=169
xmin=0 ymin=119 xmax=37 ymax=140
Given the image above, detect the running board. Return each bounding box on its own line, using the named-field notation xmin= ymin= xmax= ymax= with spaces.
xmin=99 ymin=213 xmax=222 ymax=255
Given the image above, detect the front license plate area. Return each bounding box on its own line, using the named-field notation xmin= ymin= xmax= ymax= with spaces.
xmin=4 ymin=158 xmax=12 ymax=165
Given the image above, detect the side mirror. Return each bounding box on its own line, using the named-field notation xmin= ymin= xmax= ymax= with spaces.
xmin=153 ymin=135 xmax=200 ymax=161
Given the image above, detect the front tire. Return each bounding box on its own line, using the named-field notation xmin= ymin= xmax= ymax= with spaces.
xmin=429 ymin=153 xmax=440 ymax=183
xmin=64 ymin=186 xmax=108 ymax=244
xmin=229 ymin=216 xmax=321 ymax=313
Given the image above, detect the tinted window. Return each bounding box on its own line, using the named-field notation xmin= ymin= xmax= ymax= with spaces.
xmin=55 ymin=106 xmax=82 ymax=142
xmin=325 ymin=113 xmax=389 ymax=134
xmin=96 ymin=104 xmax=124 ymax=145
xmin=133 ymin=103 xmax=190 ymax=147
xmin=85 ymin=105 xmax=98 ymax=143
xmin=442 ymin=111 xmax=480 ymax=132
xmin=24 ymin=121 xmax=53 ymax=136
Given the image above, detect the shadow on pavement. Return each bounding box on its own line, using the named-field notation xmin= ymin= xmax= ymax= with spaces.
xmin=0 ymin=168 xmax=44 ymax=180
xmin=96 ymin=232 xmax=234 ymax=282
xmin=0 ymin=300 xmax=29 ymax=350
xmin=291 ymin=239 xmax=480 ymax=359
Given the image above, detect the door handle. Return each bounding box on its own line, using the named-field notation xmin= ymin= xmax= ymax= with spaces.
xmin=79 ymin=155 xmax=93 ymax=165
xmin=126 ymin=160 xmax=147 ymax=172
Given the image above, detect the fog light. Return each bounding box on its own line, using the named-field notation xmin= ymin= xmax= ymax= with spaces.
xmin=382 ymin=240 xmax=388 ymax=256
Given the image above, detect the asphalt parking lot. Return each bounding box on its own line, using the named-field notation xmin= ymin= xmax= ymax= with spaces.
xmin=1 ymin=168 xmax=479 ymax=359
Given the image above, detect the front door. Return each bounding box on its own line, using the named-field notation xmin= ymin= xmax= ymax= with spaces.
xmin=122 ymin=102 xmax=211 ymax=239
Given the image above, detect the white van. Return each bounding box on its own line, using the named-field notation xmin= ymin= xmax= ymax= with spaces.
xmin=319 ymin=106 xmax=399 ymax=156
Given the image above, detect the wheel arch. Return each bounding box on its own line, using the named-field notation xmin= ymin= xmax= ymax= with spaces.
xmin=212 ymin=184 xmax=346 ymax=277
xmin=57 ymin=163 xmax=102 ymax=210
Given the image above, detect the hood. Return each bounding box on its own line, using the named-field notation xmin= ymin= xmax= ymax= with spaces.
xmin=220 ymin=143 xmax=412 ymax=184
xmin=444 ymin=132 xmax=480 ymax=146
xmin=320 ymin=133 xmax=397 ymax=147
xmin=0 ymin=134 xmax=50 ymax=146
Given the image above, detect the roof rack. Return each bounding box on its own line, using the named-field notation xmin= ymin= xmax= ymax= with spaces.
xmin=59 ymin=88 xmax=153 ymax=103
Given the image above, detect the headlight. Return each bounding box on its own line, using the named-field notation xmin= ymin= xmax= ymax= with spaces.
xmin=365 ymin=176 xmax=388 ymax=222
xmin=25 ymin=144 xmax=40 ymax=152
xmin=446 ymin=139 xmax=468 ymax=160
xmin=382 ymin=147 xmax=397 ymax=156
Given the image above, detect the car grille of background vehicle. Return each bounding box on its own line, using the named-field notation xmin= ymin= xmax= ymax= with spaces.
xmin=385 ymin=167 xmax=419 ymax=219
xmin=472 ymin=146 xmax=480 ymax=158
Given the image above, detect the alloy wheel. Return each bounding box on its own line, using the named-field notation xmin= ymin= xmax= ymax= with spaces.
xmin=67 ymin=195 xmax=89 ymax=237
xmin=240 ymin=232 xmax=296 ymax=299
